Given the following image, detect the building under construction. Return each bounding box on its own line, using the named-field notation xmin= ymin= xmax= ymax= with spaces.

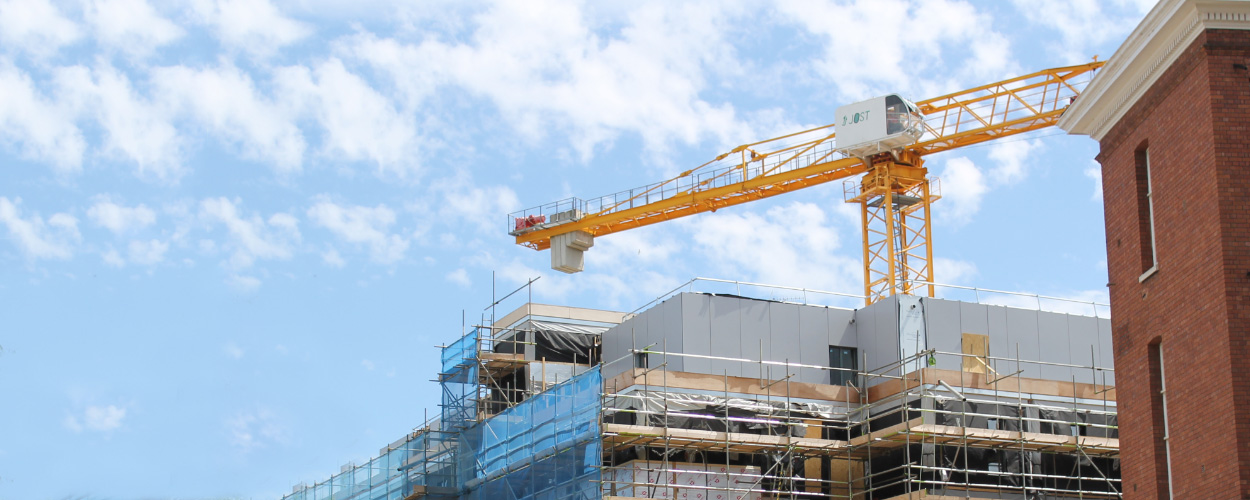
xmin=281 ymin=280 xmax=1118 ymax=500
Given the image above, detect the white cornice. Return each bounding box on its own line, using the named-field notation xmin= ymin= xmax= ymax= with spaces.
xmin=1058 ymin=0 xmax=1250 ymax=142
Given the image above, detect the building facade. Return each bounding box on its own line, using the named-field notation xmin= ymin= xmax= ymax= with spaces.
xmin=1058 ymin=0 xmax=1250 ymax=497
xmin=281 ymin=284 xmax=1118 ymax=500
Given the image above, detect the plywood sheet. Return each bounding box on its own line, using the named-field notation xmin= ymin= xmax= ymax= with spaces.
xmin=961 ymin=333 xmax=989 ymax=374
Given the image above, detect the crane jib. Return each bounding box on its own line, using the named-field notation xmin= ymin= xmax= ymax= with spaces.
xmin=507 ymin=61 xmax=1105 ymax=304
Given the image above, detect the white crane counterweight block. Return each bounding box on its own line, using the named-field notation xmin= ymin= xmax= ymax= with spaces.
xmin=551 ymin=230 xmax=594 ymax=274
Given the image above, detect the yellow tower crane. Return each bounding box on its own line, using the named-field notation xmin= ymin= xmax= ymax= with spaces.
xmin=508 ymin=62 xmax=1105 ymax=305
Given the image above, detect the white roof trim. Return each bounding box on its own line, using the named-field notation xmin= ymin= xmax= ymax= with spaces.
xmin=1058 ymin=0 xmax=1250 ymax=142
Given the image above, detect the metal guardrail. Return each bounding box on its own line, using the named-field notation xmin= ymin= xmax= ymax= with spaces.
xmin=632 ymin=277 xmax=1110 ymax=318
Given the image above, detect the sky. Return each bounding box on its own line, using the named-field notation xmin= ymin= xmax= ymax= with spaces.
xmin=0 ymin=0 xmax=1155 ymax=498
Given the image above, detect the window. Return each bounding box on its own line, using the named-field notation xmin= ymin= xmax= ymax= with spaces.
xmin=962 ymin=333 xmax=990 ymax=374
xmin=1149 ymin=342 xmax=1174 ymax=498
xmin=829 ymin=346 xmax=858 ymax=386
xmin=1137 ymin=146 xmax=1159 ymax=280
xmin=634 ymin=352 xmax=649 ymax=369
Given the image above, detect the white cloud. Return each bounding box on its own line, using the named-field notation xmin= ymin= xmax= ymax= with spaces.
xmin=344 ymin=1 xmax=756 ymax=163
xmin=224 ymin=341 xmax=244 ymax=359
xmin=0 ymin=62 xmax=86 ymax=172
xmin=361 ymin=359 xmax=375 ymax=371
xmin=101 ymin=248 xmax=125 ymax=267
xmin=434 ymin=175 xmax=520 ymax=233
xmin=0 ymin=0 xmax=82 ymax=56
xmin=87 ymin=198 xmax=156 ymax=235
xmin=191 ymin=0 xmax=311 ymax=55
xmin=54 ymin=64 xmax=182 ymax=180
xmin=86 ymin=405 xmax=126 ymax=431
xmin=306 ymin=199 xmax=408 ymax=264
xmin=1084 ymin=163 xmax=1103 ymax=201
xmin=936 ymin=157 xmax=987 ymax=225
xmin=1010 ymin=0 xmax=1143 ymax=62
xmin=0 ymin=197 xmax=79 ymax=260
xmin=321 ymin=247 xmax=345 ymax=268
xmin=986 ymin=138 xmax=1042 ymax=185
xmin=127 ymin=239 xmax=167 ymax=265
xmin=274 ymin=58 xmax=419 ymax=177
xmin=1116 ymin=0 xmax=1158 ymax=15
xmin=933 ymin=257 xmax=978 ymax=286
xmin=226 ymin=408 xmax=286 ymax=452
xmin=83 ymin=0 xmax=183 ymax=57
xmin=685 ymin=201 xmax=861 ymax=293
xmin=63 ymin=404 xmax=126 ymax=433
xmin=152 ymin=63 xmax=305 ymax=173
xmin=200 ymin=197 xmax=300 ymax=268
xmin=776 ymin=0 xmax=1013 ymax=100
xmin=445 ymin=268 xmax=471 ymax=288
xmin=226 ymin=274 xmax=262 ymax=292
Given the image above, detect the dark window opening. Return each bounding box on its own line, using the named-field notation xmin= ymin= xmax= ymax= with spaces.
xmin=1135 ymin=144 xmax=1158 ymax=276
xmin=634 ymin=352 xmax=649 ymax=369
xmin=829 ymin=346 xmax=858 ymax=386
xmin=1148 ymin=341 xmax=1173 ymax=498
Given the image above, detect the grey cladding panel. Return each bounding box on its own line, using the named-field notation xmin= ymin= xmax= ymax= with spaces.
xmin=769 ymin=302 xmax=802 ymax=381
xmin=828 ymin=308 xmax=857 ymax=348
xmin=602 ymin=316 xmax=632 ymax=379
xmin=740 ymin=299 xmax=772 ymax=379
xmin=1004 ymin=308 xmax=1042 ymax=379
xmin=657 ymin=297 xmax=684 ymax=372
xmin=1066 ymin=315 xmax=1099 ymax=384
xmin=1036 ymin=312 xmax=1072 ymax=382
xmin=959 ymin=301 xmax=990 ymax=336
xmin=1096 ymin=318 xmax=1115 ymax=385
xmin=709 ymin=295 xmax=743 ymax=377
xmin=922 ymin=298 xmax=963 ymax=371
xmin=634 ymin=309 xmax=652 ymax=368
xmin=986 ymin=305 xmax=1010 ymax=374
xmin=680 ymin=294 xmax=712 ymax=374
xmin=853 ymin=303 xmax=876 ymax=375
xmin=798 ymin=305 xmax=830 ymax=384
xmin=863 ymin=296 xmax=900 ymax=376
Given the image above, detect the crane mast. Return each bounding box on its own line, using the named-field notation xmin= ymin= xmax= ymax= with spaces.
xmin=509 ymin=62 xmax=1105 ymax=304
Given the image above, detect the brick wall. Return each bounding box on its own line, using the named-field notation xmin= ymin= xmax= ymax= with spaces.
xmin=1097 ymin=29 xmax=1250 ymax=499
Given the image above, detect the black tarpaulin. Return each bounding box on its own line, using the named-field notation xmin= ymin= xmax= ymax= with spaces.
xmin=494 ymin=320 xmax=606 ymax=364
xmin=935 ymin=400 xmax=1030 ymax=488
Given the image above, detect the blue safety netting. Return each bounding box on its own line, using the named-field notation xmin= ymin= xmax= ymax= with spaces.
xmin=283 ymin=333 xmax=603 ymax=500
xmin=462 ymin=366 xmax=602 ymax=500
xmin=442 ymin=329 xmax=480 ymax=430
xmin=282 ymin=436 xmax=422 ymax=500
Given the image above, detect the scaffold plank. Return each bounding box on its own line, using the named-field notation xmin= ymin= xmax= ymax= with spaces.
xmin=848 ymin=418 xmax=1119 ymax=457
xmin=878 ymin=491 xmax=970 ymax=500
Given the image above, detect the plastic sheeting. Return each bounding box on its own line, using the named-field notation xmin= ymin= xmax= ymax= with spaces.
xmin=608 ymin=390 xmax=843 ymax=437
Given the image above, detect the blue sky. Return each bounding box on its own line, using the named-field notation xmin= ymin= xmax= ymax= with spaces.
xmin=0 ymin=0 xmax=1152 ymax=498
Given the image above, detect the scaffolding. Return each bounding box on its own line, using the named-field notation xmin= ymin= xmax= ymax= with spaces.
xmin=283 ymin=281 xmax=1117 ymax=500
xmin=598 ymin=341 xmax=1119 ymax=500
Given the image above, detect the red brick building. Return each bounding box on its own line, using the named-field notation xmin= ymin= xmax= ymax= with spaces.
xmin=1059 ymin=0 xmax=1250 ymax=497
